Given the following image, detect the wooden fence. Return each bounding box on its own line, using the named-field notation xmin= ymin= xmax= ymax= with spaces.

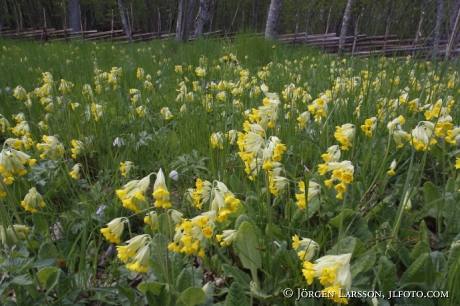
xmin=1 ymin=27 xmax=459 ymax=58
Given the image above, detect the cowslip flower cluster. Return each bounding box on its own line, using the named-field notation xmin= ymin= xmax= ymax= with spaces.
xmin=21 ymin=187 xmax=46 ymax=212
xmin=295 ymin=180 xmax=321 ymax=210
xmin=69 ymin=163 xmax=82 ymax=179
xmin=120 ymin=161 xmax=134 ymax=178
xmin=0 ymin=146 xmax=36 ymax=185
xmin=116 ymin=174 xmax=151 ymax=213
xmin=117 ymin=234 xmax=152 ymax=273
xmin=302 ymin=253 xmax=352 ymax=304
xmin=100 ymin=217 xmax=128 ymax=244
xmin=334 ymin=123 xmax=355 ymax=150
xmin=168 ymin=211 xmax=215 ymax=257
xmin=410 ymin=121 xmax=436 ymax=151
xmin=318 ymin=146 xmax=353 ymax=200
xmin=71 ymin=140 xmax=84 ymax=159
xmin=0 ymin=224 xmax=29 ymax=245
xmin=307 ymin=91 xmax=331 ymax=124
xmin=188 ymin=180 xmax=240 ymax=223
xmin=360 ymin=117 xmax=377 ymax=137
xmin=152 ymin=169 xmax=172 ymax=209
xmin=37 ymin=135 xmax=64 ymax=159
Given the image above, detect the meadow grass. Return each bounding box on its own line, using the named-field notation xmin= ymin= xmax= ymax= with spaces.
xmin=0 ymin=36 xmax=459 ymax=305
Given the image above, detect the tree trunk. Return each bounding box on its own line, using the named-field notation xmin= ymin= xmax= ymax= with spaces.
xmin=265 ymin=0 xmax=283 ymax=40
xmin=175 ymin=0 xmax=184 ymax=40
xmin=68 ymin=0 xmax=81 ymax=32
xmin=194 ymin=0 xmax=213 ymax=38
xmin=117 ymin=0 xmax=132 ymax=41
xmin=183 ymin=0 xmax=197 ymax=41
xmin=450 ymin=0 xmax=460 ymax=46
xmin=338 ymin=0 xmax=354 ymax=54
xmin=432 ymin=0 xmax=444 ymax=59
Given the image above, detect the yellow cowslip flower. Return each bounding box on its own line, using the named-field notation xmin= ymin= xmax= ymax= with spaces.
xmin=117 ymin=234 xmax=151 ymax=274
xmin=292 ymin=235 xmax=319 ymax=262
xmin=152 ymin=169 xmax=172 ymax=209
xmin=410 ymin=121 xmax=436 ymax=151
xmin=69 ymin=163 xmax=81 ymax=179
xmin=393 ymin=129 xmax=410 ymax=148
xmin=116 ymin=174 xmax=151 ymax=213
xmin=174 ymin=65 xmax=183 ymax=74
xmin=0 ymin=224 xmax=29 ymax=245
xmin=321 ymin=145 xmax=341 ymax=163
xmin=387 ymin=115 xmax=405 ymax=132
xmin=387 ymin=160 xmax=397 ymax=176
xmin=120 ymin=161 xmax=134 ymax=178
xmin=269 ymin=175 xmax=288 ymax=196
xmin=144 ymin=211 xmax=158 ymax=229
xmin=5 ymin=138 xmax=23 ymax=149
xmin=136 ymin=105 xmax=148 ymax=117
xmin=21 ymin=187 xmax=46 ymax=213
xmin=195 ymin=67 xmax=206 ymax=77
xmin=334 ymin=124 xmax=355 ymax=150
xmin=160 ymin=107 xmax=173 ymax=120
xmin=216 ymin=230 xmax=237 ymax=247
xmin=210 ymin=132 xmax=224 ymax=149
xmin=168 ymin=209 xmax=183 ymax=225
xmin=308 ymin=253 xmax=352 ymax=304
xmin=58 ymin=79 xmax=74 ymax=94
xmin=36 ymin=135 xmax=64 ymax=160
xmin=136 ymin=67 xmax=145 ymax=80
xmin=456 ymin=157 xmax=460 ymax=169
xmin=445 ymin=127 xmax=460 ymax=145
xmin=71 ymin=140 xmax=84 ymax=159
xmin=297 ymin=111 xmax=311 ymax=128
xmin=91 ymin=103 xmax=103 ymax=121
xmin=0 ymin=114 xmax=11 ymax=132
xmin=42 ymin=72 xmax=54 ymax=85
xmin=225 ymin=130 xmax=238 ymax=145
xmin=13 ymin=85 xmax=29 ymax=100
xmin=100 ymin=217 xmax=128 ymax=244
xmin=295 ymin=180 xmax=320 ymax=210
xmin=0 ymin=148 xmax=36 ymax=178
xmin=12 ymin=121 xmax=30 ymax=136
xmin=361 ymin=117 xmax=377 ymax=137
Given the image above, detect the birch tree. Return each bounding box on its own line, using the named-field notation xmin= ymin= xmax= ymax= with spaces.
xmin=68 ymin=0 xmax=81 ymax=32
xmin=338 ymin=0 xmax=354 ymax=53
xmin=195 ymin=0 xmax=213 ymax=38
xmin=117 ymin=0 xmax=132 ymax=41
xmin=265 ymin=0 xmax=283 ymax=40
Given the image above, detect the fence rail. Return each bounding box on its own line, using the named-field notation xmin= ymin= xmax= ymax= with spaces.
xmin=1 ymin=27 xmax=459 ymax=58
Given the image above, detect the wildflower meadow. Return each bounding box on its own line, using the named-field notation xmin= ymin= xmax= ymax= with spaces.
xmin=0 ymin=36 xmax=460 ymax=305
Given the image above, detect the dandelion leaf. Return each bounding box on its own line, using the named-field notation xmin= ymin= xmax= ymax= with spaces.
xmin=224 ymin=281 xmax=248 ymax=306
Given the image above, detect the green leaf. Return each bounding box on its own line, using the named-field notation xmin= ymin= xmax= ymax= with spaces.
xmin=430 ymin=251 xmax=446 ymax=276
xmin=377 ymin=256 xmax=397 ymax=294
xmin=442 ymin=197 xmax=460 ymax=232
xmin=138 ymin=282 xmax=163 ymax=295
xmin=350 ymin=249 xmax=376 ymax=277
xmin=224 ymin=282 xmax=248 ymax=306
xmin=235 ymin=221 xmax=261 ymax=271
xmin=329 ymin=209 xmax=354 ymax=228
xmin=32 ymin=213 xmax=47 ymax=233
xmin=176 ymin=267 xmax=193 ymax=293
xmin=116 ymin=283 xmax=136 ymax=305
xmin=349 ymin=219 xmax=373 ymax=244
xmin=423 ymin=181 xmax=443 ymax=218
xmin=176 ymin=287 xmax=206 ymax=306
xmin=326 ymin=236 xmax=358 ymax=255
xmin=38 ymin=242 xmax=58 ymax=260
xmin=222 ymin=264 xmax=251 ymax=286
xmin=171 ymin=252 xmax=185 ymax=284
xmin=36 ymin=267 xmax=60 ymax=292
xmin=400 ymin=253 xmax=434 ymax=288
xmin=10 ymin=274 xmax=34 ymax=285
xmin=410 ymin=220 xmax=431 ymax=260
xmin=230 ymin=174 xmax=245 ymax=194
